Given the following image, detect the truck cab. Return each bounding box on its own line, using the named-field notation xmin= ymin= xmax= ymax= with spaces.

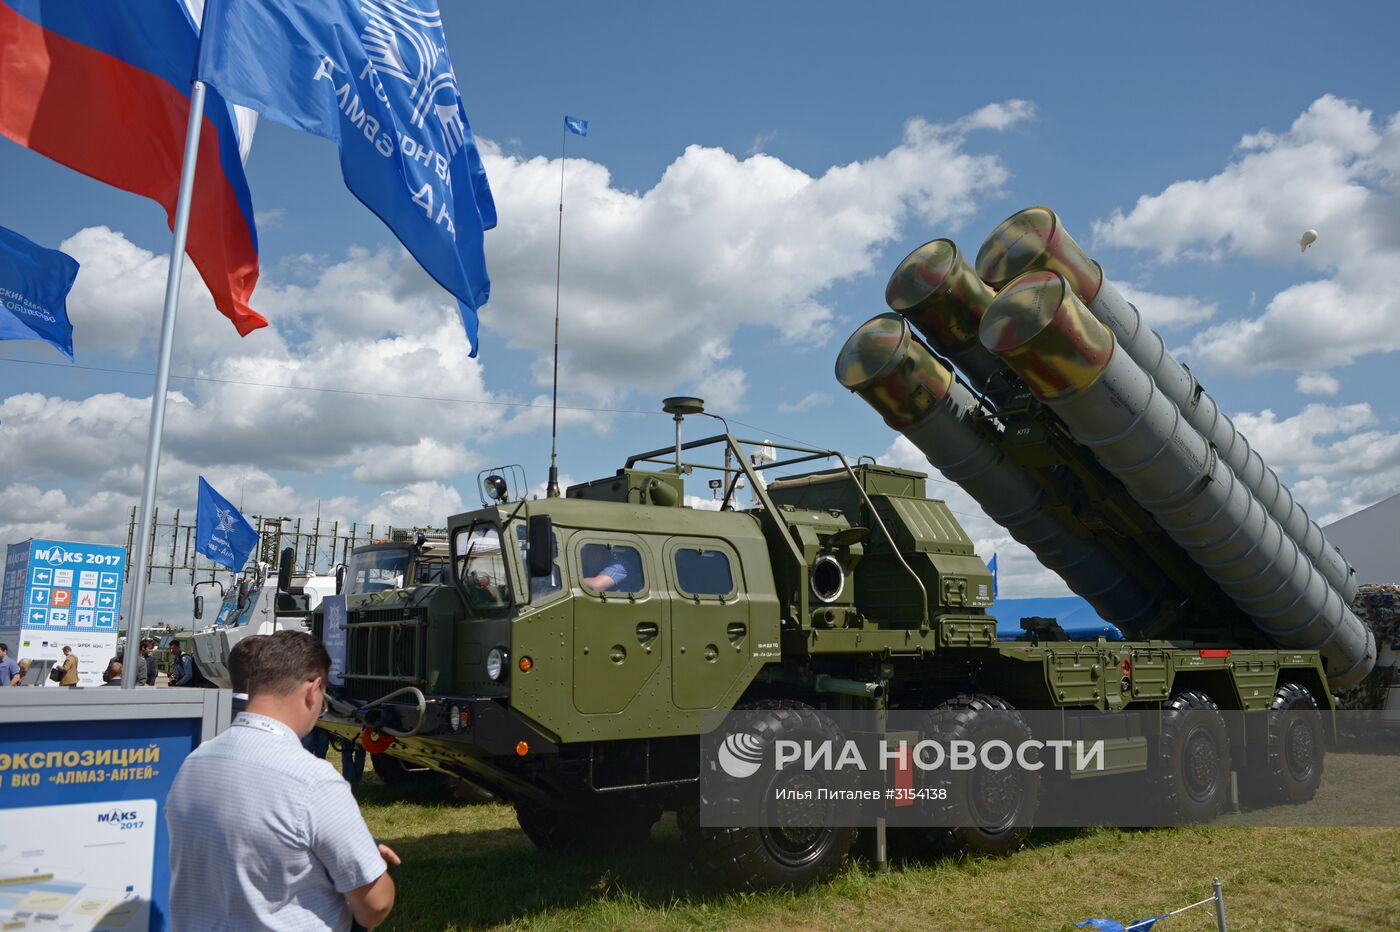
xmin=189 ymin=561 xmax=337 ymax=687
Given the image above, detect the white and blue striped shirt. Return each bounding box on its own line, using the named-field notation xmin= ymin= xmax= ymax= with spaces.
xmin=166 ymin=713 xmax=385 ymax=931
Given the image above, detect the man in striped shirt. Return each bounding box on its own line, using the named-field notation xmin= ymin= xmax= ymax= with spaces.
xmin=166 ymin=631 xmax=399 ymax=930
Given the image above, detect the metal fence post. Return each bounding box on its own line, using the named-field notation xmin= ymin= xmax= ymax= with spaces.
xmin=1212 ymin=876 xmax=1227 ymax=931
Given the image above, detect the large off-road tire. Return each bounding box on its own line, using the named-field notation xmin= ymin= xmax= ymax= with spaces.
xmin=919 ymin=694 xmax=1039 ymax=857
xmin=515 ymin=799 xmax=661 ymax=854
xmin=1242 ymin=682 xmax=1325 ymax=808
xmin=1152 ymin=690 xmax=1230 ymax=823
xmin=689 ymin=699 xmax=859 ymax=891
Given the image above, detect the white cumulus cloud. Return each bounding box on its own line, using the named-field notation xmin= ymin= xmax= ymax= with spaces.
xmin=1296 ymin=371 xmax=1341 ymax=396
xmin=1094 ymin=95 xmax=1400 ymax=374
xmin=476 ymin=102 xmax=1034 ymax=405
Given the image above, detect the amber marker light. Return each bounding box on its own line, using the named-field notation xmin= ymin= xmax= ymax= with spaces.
xmin=519 ymin=656 xmax=533 ymax=673
xmin=515 ymin=741 xmax=529 ymax=757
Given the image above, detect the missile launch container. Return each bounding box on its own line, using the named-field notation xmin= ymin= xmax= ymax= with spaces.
xmin=314 ymin=207 xmax=1367 ymax=890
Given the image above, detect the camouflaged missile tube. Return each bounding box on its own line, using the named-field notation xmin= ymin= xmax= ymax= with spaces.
xmin=977 ymin=206 xmax=1358 ymax=603
xmin=981 ymin=273 xmax=1376 ymax=689
xmin=885 ymin=239 xmax=1014 ymax=408
xmin=836 ymin=314 xmax=1161 ymax=635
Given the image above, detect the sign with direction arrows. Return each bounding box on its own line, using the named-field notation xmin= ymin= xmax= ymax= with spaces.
xmin=0 ymin=538 xmax=126 ymax=686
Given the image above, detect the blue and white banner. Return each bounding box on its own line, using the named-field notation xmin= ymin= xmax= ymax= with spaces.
xmin=194 ymin=477 xmax=259 ymax=571
xmin=0 ymin=224 xmax=79 ymax=359
xmin=198 ymin=0 xmax=496 ymax=354
xmin=564 ymin=115 xmax=588 ymax=137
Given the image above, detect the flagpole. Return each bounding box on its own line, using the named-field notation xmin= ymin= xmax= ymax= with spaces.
xmin=546 ymin=122 xmax=567 ymax=497
xmin=120 ymin=80 xmax=209 ymax=689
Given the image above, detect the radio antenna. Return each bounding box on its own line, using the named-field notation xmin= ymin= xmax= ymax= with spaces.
xmin=548 ymin=116 xmax=588 ymax=497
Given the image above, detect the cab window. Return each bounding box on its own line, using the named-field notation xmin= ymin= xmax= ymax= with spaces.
xmin=454 ymin=524 xmax=511 ymax=611
xmin=580 ymin=542 xmax=644 ymax=595
xmin=514 ymin=523 xmax=563 ymax=601
xmin=674 ymin=547 xmax=734 ymax=596
xmin=413 ymin=560 xmax=449 ymax=586
xmin=346 ymin=547 xmax=411 ymax=594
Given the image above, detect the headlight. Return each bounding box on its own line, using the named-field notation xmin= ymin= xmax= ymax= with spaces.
xmin=486 ymin=647 xmax=508 ymax=682
xmin=449 ymin=704 xmax=462 ymax=732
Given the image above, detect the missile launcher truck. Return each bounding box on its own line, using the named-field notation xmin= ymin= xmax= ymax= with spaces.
xmin=314 ymin=206 xmax=1376 ymax=891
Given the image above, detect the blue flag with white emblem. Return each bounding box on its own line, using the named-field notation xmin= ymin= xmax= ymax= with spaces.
xmin=0 ymin=224 xmax=79 ymax=360
xmin=197 ymin=0 xmax=496 ymax=354
xmin=564 ymin=115 xmax=588 ymax=136
xmin=195 ymin=477 xmax=260 ymax=571
xmin=988 ymin=553 xmax=998 ymax=600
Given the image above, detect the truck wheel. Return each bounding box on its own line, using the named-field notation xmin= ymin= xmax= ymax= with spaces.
xmin=1243 ymin=682 xmax=1325 ymax=807
xmin=515 ymin=800 xmax=661 ymax=853
xmin=920 ymin=694 xmax=1039 ymax=857
xmin=1153 ymin=690 xmax=1230 ymax=823
xmin=689 ymin=699 xmax=858 ymax=891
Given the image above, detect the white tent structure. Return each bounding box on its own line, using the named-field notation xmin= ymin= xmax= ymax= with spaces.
xmin=1325 ymin=492 xmax=1400 ymax=586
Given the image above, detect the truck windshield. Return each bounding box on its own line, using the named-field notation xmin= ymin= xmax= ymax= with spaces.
xmin=214 ymin=575 xmax=263 ymax=627
xmin=455 ymin=524 xmax=512 ymax=612
xmin=347 ymin=547 xmax=412 ymax=594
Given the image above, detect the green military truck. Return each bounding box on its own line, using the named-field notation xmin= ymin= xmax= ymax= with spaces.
xmin=315 ymin=206 xmax=1374 ymax=890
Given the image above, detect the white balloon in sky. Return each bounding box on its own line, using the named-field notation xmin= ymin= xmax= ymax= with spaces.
xmin=1298 ymin=229 xmax=1318 ymax=252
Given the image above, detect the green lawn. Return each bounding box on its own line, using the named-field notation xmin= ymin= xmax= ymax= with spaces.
xmin=352 ymin=776 xmax=1400 ymax=931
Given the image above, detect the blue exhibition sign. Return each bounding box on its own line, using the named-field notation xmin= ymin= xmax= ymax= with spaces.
xmin=0 ymin=540 xmax=29 ymax=635
xmin=0 ymin=719 xmax=197 ymax=930
xmin=0 ymin=692 xmax=230 ymax=930
xmin=1 ymin=538 xmax=126 ymax=634
xmin=321 ymin=593 xmax=348 ymax=687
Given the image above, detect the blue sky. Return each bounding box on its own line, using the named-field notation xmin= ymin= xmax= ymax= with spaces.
xmin=2 ymin=0 xmax=1400 ymax=618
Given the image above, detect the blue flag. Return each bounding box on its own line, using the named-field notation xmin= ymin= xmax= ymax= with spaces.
xmin=564 ymin=115 xmax=588 ymax=137
xmin=0 ymin=225 xmax=79 ymax=359
xmin=197 ymin=0 xmax=496 ymax=355
xmin=988 ymin=553 xmax=998 ymax=601
xmin=195 ymin=477 xmax=259 ymax=571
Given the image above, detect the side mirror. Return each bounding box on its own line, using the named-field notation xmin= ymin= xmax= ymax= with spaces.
xmin=335 ymin=563 xmax=347 ymax=595
xmin=527 ymin=515 xmax=554 ymax=578
xmin=193 ymin=594 xmax=204 ymax=620
xmin=277 ymin=546 xmax=295 ymax=593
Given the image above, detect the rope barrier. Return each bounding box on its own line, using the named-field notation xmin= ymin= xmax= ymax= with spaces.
xmin=1079 ymin=877 xmax=1227 ymax=932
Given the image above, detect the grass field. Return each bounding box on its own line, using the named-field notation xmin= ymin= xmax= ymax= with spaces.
xmin=351 ymin=771 xmax=1400 ymax=931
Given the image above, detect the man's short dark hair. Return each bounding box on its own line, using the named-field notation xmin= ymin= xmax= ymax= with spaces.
xmin=242 ymin=630 xmax=329 ymax=698
xmin=228 ymin=635 xmax=269 ymax=694
xmin=170 ymin=640 xmax=182 ymax=650
xmin=0 ymin=643 xmax=8 ymax=652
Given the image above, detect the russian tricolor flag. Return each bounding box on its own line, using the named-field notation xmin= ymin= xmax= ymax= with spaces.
xmin=0 ymin=0 xmax=266 ymax=335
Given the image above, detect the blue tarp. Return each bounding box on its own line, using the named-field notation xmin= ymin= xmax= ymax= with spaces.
xmin=988 ymin=596 xmax=1124 ymax=641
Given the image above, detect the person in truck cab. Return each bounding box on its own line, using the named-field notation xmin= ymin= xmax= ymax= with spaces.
xmin=581 ymin=545 xmax=627 ymax=593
